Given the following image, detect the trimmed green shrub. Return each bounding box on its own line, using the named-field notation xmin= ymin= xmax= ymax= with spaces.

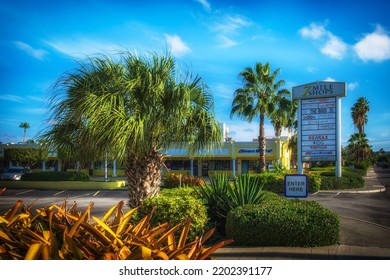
xmin=21 ymin=171 xmax=90 ymax=181
xmin=347 ymin=167 xmax=367 ymax=177
xmin=160 ymin=186 xmax=198 ymax=197
xmin=140 ymin=187 xmax=208 ymax=240
xmin=306 ymin=173 xmax=321 ymax=193
xmin=251 ymin=173 xmax=321 ymax=194
xmin=226 ymin=198 xmax=339 ymax=247
xmin=310 ymin=166 xmax=335 ymax=172
xmin=320 ymin=170 xmax=364 ymax=190
xmin=251 ymin=173 xmax=284 ymax=194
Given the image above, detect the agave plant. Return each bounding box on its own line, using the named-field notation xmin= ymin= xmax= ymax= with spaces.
xmin=194 ymin=173 xmax=265 ymax=232
xmin=272 ymin=161 xmax=287 ymax=175
xmin=0 ymin=189 xmax=232 ymax=260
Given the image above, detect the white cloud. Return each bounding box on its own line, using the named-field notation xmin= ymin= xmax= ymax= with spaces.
xmin=226 ymin=122 xmax=281 ymax=141
xmin=347 ymin=82 xmax=359 ymax=91
xmin=14 ymin=41 xmax=47 ymax=60
xmin=0 ymin=94 xmax=24 ymax=103
xmin=353 ymin=25 xmax=390 ymax=62
xmin=27 ymin=95 xmax=45 ymax=102
xmin=208 ymin=14 xmax=252 ymax=49
xmin=46 ymin=39 xmax=123 ymax=58
xmin=213 ymin=15 xmax=252 ymax=34
xmin=195 ymin=0 xmax=211 ymax=12
xmin=299 ymin=23 xmax=347 ymax=60
xmin=164 ymin=34 xmax=191 ymax=57
xmin=320 ymin=34 xmax=348 ymax=59
xmin=18 ymin=107 xmax=47 ymax=115
xmin=217 ymin=35 xmax=238 ymax=48
xmin=323 ymin=77 xmax=336 ymax=82
xmin=299 ymin=23 xmax=327 ymax=40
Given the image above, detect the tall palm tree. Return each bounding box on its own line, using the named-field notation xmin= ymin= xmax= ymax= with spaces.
xmin=351 ymin=97 xmax=370 ymax=133
xmin=230 ymin=62 xmax=289 ymax=172
xmin=19 ymin=122 xmax=30 ymax=143
xmin=41 ymin=52 xmax=222 ymax=207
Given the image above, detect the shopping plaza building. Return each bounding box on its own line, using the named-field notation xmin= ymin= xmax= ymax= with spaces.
xmin=0 ymin=124 xmax=292 ymax=177
xmin=0 ymin=138 xmax=291 ymax=177
xmin=162 ymin=137 xmax=291 ymax=177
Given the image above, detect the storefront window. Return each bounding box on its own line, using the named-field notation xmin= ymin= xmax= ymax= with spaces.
xmin=248 ymin=160 xmax=258 ymax=171
xmin=203 ymin=160 xmax=230 ymax=171
xmin=165 ymin=160 xmax=191 ymax=170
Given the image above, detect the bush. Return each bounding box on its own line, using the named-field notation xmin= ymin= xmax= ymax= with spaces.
xmin=250 ymin=173 xmax=284 ymax=194
xmin=306 ymin=173 xmax=321 ymax=193
xmin=348 ymin=168 xmax=367 ymax=177
xmin=250 ymin=173 xmax=321 ymax=194
xmin=226 ymin=198 xmax=339 ymax=247
xmin=194 ymin=174 xmax=265 ymax=233
xmin=21 ymin=171 xmax=90 ymax=181
xmin=320 ymin=170 xmax=364 ymax=190
xmin=140 ymin=187 xmax=208 ymax=241
xmin=162 ymin=173 xmax=204 ymax=188
xmin=160 ymin=186 xmax=198 ymax=197
xmin=0 ymin=197 xmax=232 ymax=260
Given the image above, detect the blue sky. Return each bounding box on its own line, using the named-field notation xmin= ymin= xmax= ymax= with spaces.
xmin=1 ymin=0 xmax=390 ymax=151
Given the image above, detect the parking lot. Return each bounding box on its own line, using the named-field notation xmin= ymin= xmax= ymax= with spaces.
xmin=1 ymin=167 xmax=390 ymax=249
xmin=0 ymin=188 xmax=131 ymax=217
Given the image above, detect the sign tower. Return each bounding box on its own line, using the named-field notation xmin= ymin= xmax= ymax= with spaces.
xmin=292 ymin=81 xmax=346 ymax=177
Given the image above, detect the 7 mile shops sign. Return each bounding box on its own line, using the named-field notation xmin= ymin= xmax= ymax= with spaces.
xmin=301 ymin=97 xmax=336 ymax=161
xmin=293 ymin=81 xmax=346 ymax=165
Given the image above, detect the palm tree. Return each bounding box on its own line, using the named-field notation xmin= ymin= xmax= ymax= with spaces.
xmin=41 ymin=52 xmax=222 ymax=207
xmin=270 ymin=93 xmax=293 ymax=139
xmin=19 ymin=122 xmax=30 ymax=143
xmin=287 ymin=134 xmax=297 ymax=168
xmin=351 ymin=97 xmax=370 ymax=133
xmin=230 ymin=62 xmax=289 ymax=172
xmin=347 ymin=133 xmax=371 ymax=163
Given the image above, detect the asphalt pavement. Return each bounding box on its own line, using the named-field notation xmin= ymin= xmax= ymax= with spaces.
xmin=212 ymin=166 xmax=390 ymax=260
xmin=1 ymin=166 xmax=390 ymax=259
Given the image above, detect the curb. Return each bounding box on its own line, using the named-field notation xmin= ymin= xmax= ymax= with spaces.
xmin=317 ymin=187 xmax=386 ymax=194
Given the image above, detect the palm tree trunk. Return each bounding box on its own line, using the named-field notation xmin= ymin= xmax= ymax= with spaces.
xmin=258 ymin=112 xmax=266 ymax=173
xmin=125 ymin=149 xmax=164 ymax=208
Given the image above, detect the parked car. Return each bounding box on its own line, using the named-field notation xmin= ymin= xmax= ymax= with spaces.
xmin=1 ymin=167 xmax=29 ymax=180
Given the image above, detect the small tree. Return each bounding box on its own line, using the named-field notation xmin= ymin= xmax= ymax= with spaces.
xmin=5 ymin=146 xmax=48 ymax=168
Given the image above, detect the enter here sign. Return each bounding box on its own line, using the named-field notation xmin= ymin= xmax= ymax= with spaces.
xmin=284 ymin=174 xmax=308 ymax=198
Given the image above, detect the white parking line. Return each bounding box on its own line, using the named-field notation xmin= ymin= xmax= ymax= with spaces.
xmin=335 ymin=192 xmax=341 ymax=196
xmin=93 ymin=191 xmax=100 ymax=197
xmin=53 ymin=190 xmax=67 ymax=196
xmin=16 ymin=189 xmax=34 ymax=195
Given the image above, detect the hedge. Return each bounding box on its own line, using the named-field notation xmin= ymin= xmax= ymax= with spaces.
xmin=319 ymin=170 xmax=364 ymax=190
xmin=249 ymin=173 xmax=321 ymax=194
xmin=226 ymin=198 xmax=339 ymax=247
xmin=21 ymin=171 xmax=90 ymax=181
